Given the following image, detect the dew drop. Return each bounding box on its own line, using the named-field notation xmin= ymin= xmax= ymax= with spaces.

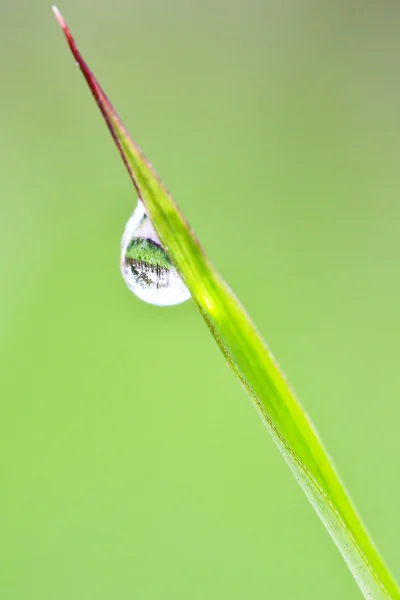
xmin=120 ymin=201 xmax=191 ymax=306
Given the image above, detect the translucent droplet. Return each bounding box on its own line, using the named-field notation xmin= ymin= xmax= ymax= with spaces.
xmin=120 ymin=201 xmax=191 ymax=306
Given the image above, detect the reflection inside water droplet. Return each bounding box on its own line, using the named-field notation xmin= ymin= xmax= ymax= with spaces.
xmin=121 ymin=201 xmax=191 ymax=306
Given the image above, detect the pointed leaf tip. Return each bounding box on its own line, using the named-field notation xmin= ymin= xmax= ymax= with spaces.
xmin=52 ymin=7 xmax=152 ymax=202
xmin=52 ymin=6 xmax=65 ymax=28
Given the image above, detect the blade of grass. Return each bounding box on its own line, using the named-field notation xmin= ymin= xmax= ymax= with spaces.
xmin=53 ymin=7 xmax=399 ymax=598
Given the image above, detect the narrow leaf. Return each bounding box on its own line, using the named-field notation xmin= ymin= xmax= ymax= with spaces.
xmin=53 ymin=7 xmax=399 ymax=599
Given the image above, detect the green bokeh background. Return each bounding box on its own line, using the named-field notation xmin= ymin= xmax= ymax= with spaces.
xmin=1 ymin=1 xmax=399 ymax=598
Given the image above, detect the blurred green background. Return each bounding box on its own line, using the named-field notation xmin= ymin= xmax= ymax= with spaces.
xmin=1 ymin=0 xmax=399 ymax=598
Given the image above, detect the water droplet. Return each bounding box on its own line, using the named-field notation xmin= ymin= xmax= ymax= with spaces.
xmin=121 ymin=201 xmax=191 ymax=306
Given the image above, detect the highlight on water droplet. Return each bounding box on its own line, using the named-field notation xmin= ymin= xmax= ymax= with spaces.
xmin=120 ymin=202 xmax=191 ymax=306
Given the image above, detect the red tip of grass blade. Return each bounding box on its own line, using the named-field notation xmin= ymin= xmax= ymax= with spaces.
xmin=52 ymin=6 xmax=147 ymax=199
xmin=52 ymin=6 xmax=66 ymax=30
xmin=52 ymin=5 xmax=113 ymax=117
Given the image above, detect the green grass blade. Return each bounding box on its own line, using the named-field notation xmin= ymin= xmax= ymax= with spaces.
xmin=53 ymin=8 xmax=399 ymax=598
